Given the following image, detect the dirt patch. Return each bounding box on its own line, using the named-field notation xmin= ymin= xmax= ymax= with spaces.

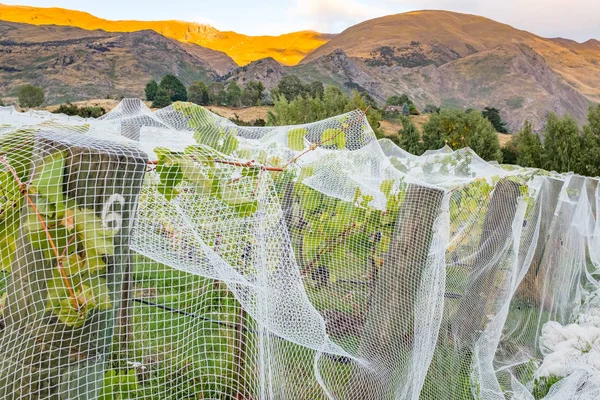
xmin=206 ymin=106 xmax=272 ymax=122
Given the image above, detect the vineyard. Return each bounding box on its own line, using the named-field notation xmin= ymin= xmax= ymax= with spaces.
xmin=0 ymin=99 xmax=599 ymax=399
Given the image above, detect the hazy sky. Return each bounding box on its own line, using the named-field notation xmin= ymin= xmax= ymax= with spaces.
xmin=3 ymin=0 xmax=599 ymax=41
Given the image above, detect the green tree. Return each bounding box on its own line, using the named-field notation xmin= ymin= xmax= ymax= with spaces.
xmin=240 ymin=81 xmax=264 ymax=106
xmin=423 ymin=104 xmax=440 ymax=114
xmin=18 ymin=84 xmax=44 ymax=108
xmin=323 ymin=86 xmax=347 ymax=116
xmin=482 ymin=107 xmax=508 ymax=133
xmin=277 ymin=75 xmax=306 ymax=101
xmin=53 ymin=103 xmax=106 ymax=118
xmin=344 ymin=90 xmax=383 ymax=137
xmin=226 ymin=82 xmax=242 ymax=107
xmin=421 ymin=112 xmax=445 ymax=150
xmin=158 ymin=74 xmax=187 ymax=103
xmin=464 ymin=111 xmax=503 ymax=161
xmin=420 ymin=109 xmax=502 ymax=161
xmin=208 ymin=83 xmax=227 ymax=106
xmin=145 ymin=80 xmax=158 ymax=101
xmin=397 ymin=116 xmax=423 ymax=155
xmin=501 ymin=142 xmax=519 ymax=165
xmin=0 ymin=98 xmax=4 ymax=106
xmin=578 ymin=104 xmax=600 ymax=176
xmin=187 ymin=81 xmax=210 ymax=105
xmin=542 ymin=113 xmax=580 ymax=173
xmin=267 ymin=88 xmax=382 ymax=136
xmin=386 ymin=94 xmax=413 ymax=106
xmin=151 ymin=89 xmax=173 ymax=108
xmin=307 ymin=81 xmax=325 ymax=100
xmin=513 ymin=121 xmax=543 ymax=168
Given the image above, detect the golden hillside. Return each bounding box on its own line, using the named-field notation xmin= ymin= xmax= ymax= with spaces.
xmin=0 ymin=4 xmax=330 ymax=66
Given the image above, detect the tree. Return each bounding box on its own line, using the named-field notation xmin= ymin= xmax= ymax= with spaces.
xmin=158 ymin=74 xmax=187 ymax=103
xmin=241 ymin=81 xmax=264 ymax=106
xmin=421 ymin=109 xmax=502 ymax=161
xmin=577 ymin=104 xmax=600 ymax=176
xmin=267 ymin=88 xmax=382 ymax=136
xmin=145 ymin=80 xmax=158 ymax=101
xmin=482 ymin=107 xmax=508 ymax=133
xmin=307 ymin=81 xmax=325 ymax=100
xmin=542 ymin=113 xmax=580 ymax=173
xmin=386 ymin=94 xmax=413 ymax=107
xmin=187 ymin=81 xmax=210 ymax=105
xmin=18 ymin=84 xmax=44 ymax=108
xmin=423 ymin=104 xmax=440 ymax=114
xmin=514 ymin=121 xmax=543 ymax=168
xmin=208 ymin=83 xmax=227 ymax=106
xmin=422 ymin=113 xmax=445 ymax=151
xmin=344 ymin=90 xmax=383 ymax=137
xmin=397 ymin=116 xmax=423 ymax=155
xmin=151 ymin=88 xmax=173 ymax=108
xmin=277 ymin=75 xmax=306 ymax=101
xmin=226 ymin=82 xmax=242 ymax=108
xmin=501 ymin=142 xmax=519 ymax=165
xmin=53 ymin=103 xmax=106 ymax=118
xmin=0 ymin=98 xmax=4 ymax=106
xmin=464 ymin=111 xmax=503 ymax=161
xmin=260 ymin=90 xmax=274 ymax=106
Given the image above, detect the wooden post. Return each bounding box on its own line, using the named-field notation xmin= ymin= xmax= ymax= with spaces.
xmin=514 ymin=178 xmax=564 ymax=306
xmin=0 ymin=131 xmax=147 ymax=399
xmin=452 ymin=179 xmax=521 ymax=349
xmin=347 ymin=184 xmax=445 ymax=399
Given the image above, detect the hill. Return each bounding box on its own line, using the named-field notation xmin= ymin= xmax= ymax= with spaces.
xmin=1 ymin=6 xmax=598 ymax=131
xmin=0 ymin=20 xmax=234 ymax=103
xmin=0 ymin=4 xmax=332 ymax=66
xmin=301 ymin=10 xmax=600 ymax=102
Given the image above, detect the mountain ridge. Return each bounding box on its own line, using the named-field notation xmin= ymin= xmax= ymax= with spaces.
xmin=0 ymin=5 xmax=598 ymax=132
xmin=0 ymin=20 xmax=234 ymax=103
xmin=0 ymin=4 xmax=331 ymax=66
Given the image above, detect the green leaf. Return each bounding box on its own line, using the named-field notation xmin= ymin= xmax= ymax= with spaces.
xmin=156 ymin=155 xmax=183 ymax=201
xmin=287 ymin=128 xmax=308 ymax=151
xmin=30 ymin=151 xmax=67 ymax=205
xmin=62 ymin=253 xmax=84 ymax=276
xmin=45 ymin=275 xmax=68 ymax=311
xmin=230 ymin=201 xmax=258 ymax=217
xmin=221 ymin=134 xmax=239 ymax=155
xmin=0 ymin=230 xmax=15 ymax=272
xmin=321 ymin=129 xmax=346 ymax=149
xmin=73 ymin=208 xmax=117 ymax=256
xmin=87 ymin=277 xmax=112 ymax=311
xmin=178 ymin=158 xmax=212 ymax=194
xmin=56 ymin=298 xmax=85 ymax=328
xmin=84 ymin=248 xmax=107 ymax=274
xmin=380 ymin=180 xmax=393 ymax=198
xmin=0 ymin=292 xmax=7 ymax=317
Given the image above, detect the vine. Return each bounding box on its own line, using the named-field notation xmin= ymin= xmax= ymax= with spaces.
xmin=0 ymin=131 xmax=114 ymax=328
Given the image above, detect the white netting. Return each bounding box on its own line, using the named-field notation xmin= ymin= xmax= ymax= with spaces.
xmin=0 ymin=98 xmax=599 ymax=399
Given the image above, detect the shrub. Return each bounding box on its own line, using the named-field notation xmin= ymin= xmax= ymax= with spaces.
xmin=18 ymin=84 xmax=44 ymax=108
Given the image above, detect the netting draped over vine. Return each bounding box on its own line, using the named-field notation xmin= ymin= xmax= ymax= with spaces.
xmin=0 ymin=98 xmax=599 ymax=399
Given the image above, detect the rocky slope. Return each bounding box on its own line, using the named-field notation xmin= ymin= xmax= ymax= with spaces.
xmin=0 ymin=20 xmax=235 ymax=103
xmin=1 ymin=6 xmax=598 ymax=131
xmin=301 ymin=10 xmax=600 ymax=102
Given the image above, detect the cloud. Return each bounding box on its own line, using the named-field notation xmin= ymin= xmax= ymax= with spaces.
xmin=291 ymin=0 xmax=390 ymax=33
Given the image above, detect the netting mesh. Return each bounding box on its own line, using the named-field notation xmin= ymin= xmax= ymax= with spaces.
xmin=0 ymin=99 xmax=599 ymax=399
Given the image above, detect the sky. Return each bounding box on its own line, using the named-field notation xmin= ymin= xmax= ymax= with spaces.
xmin=2 ymin=0 xmax=599 ymax=41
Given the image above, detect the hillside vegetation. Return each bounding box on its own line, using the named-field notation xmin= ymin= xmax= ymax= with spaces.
xmin=0 ymin=4 xmax=331 ymax=66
